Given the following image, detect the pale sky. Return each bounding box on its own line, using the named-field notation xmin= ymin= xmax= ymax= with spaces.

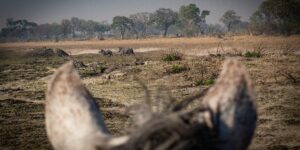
xmin=0 ymin=0 xmax=263 ymax=29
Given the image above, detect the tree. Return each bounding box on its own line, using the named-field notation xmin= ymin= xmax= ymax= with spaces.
xmin=199 ymin=10 xmax=210 ymax=34
xmin=179 ymin=4 xmax=201 ymax=22
xmin=61 ymin=19 xmax=72 ymax=38
xmin=207 ymin=23 xmax=225 ymax=36
xmin=179 ymin=4 xmax=201 ymax=36
xmin=78 ymin=19 xmax=89 ymax=38
xmin=220 ymin=10 xmax=241 ymax=32
xmin=178 ymin=4 xmax=210 ymax=36
xmin=129 ymin=12 xmax=151 ymax=38
xmin=35 ymin=23 xmax=62 ymax=40
xmin=81 ymin=20 xmax=96 ymax=39
xmin=250 ymin=0 xmax=300 ymax=35
xmin=1 ymin=18 xmax=38 ymax=40
xmin=94 ymin=22 xmax=110 ymax=39
xmin=112 ymin=16 xmax=133 ymax=39
xmin=150 ymin=8 xmax=178 ymax=37
xmin=249 ymin=11 xmax=267 ymax=35
xmin=70 ymin=17 xmax=80 ymax=38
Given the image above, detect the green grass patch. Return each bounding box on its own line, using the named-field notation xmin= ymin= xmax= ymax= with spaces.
xmin=166 ymin=64 xmax=188 ymax=74
xmin=195 ymin=79 xmax=214 ymax=86
xmin=244 ymin=51 xmax=261 ymax=58
xmin=79 ymin=63 xmax=107 ymax=78
xmin=162 ymin=52 xmax=182 ymax=62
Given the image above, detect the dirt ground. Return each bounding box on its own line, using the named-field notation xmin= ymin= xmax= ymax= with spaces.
xmin=0 ymin=36 xmax=299 ymax=149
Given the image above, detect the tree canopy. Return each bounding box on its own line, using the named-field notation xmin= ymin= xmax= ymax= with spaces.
xmin=178 ymin=4 xmax=210 ymax=36
xmin=112 ymin=16 xmax=133 ymax=39
xmin=220 ymin=10 xmax=241 ymax=32
xmin=1 ymin=1 xmax=299 ymax=41
xmin=150 ymin=8 xmax=178 ymax=37
xmin=250 ymin=0 xmax=300 ymax=35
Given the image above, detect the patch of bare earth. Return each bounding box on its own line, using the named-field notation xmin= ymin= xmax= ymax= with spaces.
xmin=0 ymin=36 xmax=299 ymax=149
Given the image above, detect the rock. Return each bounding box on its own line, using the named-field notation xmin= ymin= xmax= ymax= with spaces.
xmin=144 ymin=61 xmax=159 ymax=65
xmin=26 ymin=47 xmax=55 ymax=57
xmin=134 ymin=58 xmax=144 ymax=65
xmin=55 ymin=48 xmax=69 ymax=57
xmin=104 ymin=66 xmax=118 ymax=74
xmin=99 ymin=49 xmax=113 ymax=57
xmin=26 ymin=47 xmax=69 ymax=58
xmin=73 ymin=60 xmax=87 ymax=68
xmin=103 ymin=70 xmax=127 ymax=80
xmin=118 ymin=47 xmax=135 ymax=55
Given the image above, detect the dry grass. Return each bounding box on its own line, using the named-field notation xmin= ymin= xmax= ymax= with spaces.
xmin=1 ymin=35 xmax=299 ymax=51
xmin=0 ymin=36 xmax=299 ymax=149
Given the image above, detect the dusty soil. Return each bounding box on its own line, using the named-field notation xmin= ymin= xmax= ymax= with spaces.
xmin=0 ymin=36 xmax=299 ymax=149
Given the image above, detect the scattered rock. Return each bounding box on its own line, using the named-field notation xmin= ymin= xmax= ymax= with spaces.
xmin=26 ymin=47 xmax=69 ymax=58
xmin=104 ymin=71 xmax=127 ymax=80
xmin=209 ymin=53 xmax=222 ymax=57
xmin=90 ymin=62 xmax=107 ymax=73
xmin=73 ymin=60 xmax=87 ymax=68
xmin=26 ymin=47 xmax=55 ymax=57
xmin=118 ymin=47 xmax=135 ymax=55
xmin=134 ymin=58 xmax=144 ymax=65
xmin=104 ymin=66 xmax=118 ymax=74
xmin=144 ymin=61 xmax=158 ymax=65
xmin=99 ymin=49 xmax=113 ymax=57
xmin=55 ymin=48 xmax=69 ymax=57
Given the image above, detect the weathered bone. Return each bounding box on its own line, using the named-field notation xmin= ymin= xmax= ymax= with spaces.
xmin=45 ymin=59 xmax=256 ymax=150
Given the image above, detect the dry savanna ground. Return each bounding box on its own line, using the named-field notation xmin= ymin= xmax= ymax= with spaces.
xmin=0 ymin=36 xmax=299 ymax=149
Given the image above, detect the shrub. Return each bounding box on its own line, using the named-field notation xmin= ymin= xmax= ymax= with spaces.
xmin=280 ymin=44 xmax=295 ymax=55
xmin=244 ymin=43 xmax=264 ymax=58
xmin=244 ymin=51 xmax=261 ymax=58
xmin=195 ymin=79 xmax=214 ymax=86
xmin=162 ymin=52 xmax=182 ymax=62
xmin=92 ymin=63 xmax=107 ymax=73
xmin=80 ymin=62 xmax=107 ymax=77
xmin=80 ymin=69 xmax=98 ymax=77
xmin=167 ymin=64 xmax=188 ymax=74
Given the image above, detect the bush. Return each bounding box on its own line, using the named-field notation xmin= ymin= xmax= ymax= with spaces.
xmin=162 ymin=52 xmax=182 ymax=62
xmin=195 ymin=79 xmax=214 ymax=86
xmin=80 ymin=70 xmax=98 ymax=77
xmin=167 ymin=64 xmax=188 ymax=74
xmin=80 ymin=62 xmax=107 ymax=77
xmin=92 ymin=63 xmax=107 ymax=73
xmin=244 ymin=51 xmax=261 ymax=58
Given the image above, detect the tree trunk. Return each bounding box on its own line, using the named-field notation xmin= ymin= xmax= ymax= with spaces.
xmin=121 ymin=32 xmax=124 ymax=40
xmin=72 ymin=29 xmax=76 ymax=38
xmin=228 ymin=23 xmax=232 ymax=32
xmin=142 ymin=27 xmax=147 ymax=38
xmin=163 ymin=25 xmax=168 ymax=37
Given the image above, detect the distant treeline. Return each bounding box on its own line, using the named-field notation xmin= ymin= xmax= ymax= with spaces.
xmin=1 ymin=0 xmax=299 ymax=42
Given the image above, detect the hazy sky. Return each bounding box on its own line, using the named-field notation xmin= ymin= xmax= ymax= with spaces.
xmin=0 ymin=0 xmax=263 ymax=29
